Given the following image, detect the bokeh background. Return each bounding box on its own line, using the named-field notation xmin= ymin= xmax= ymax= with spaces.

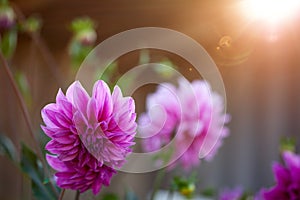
xmin=1 ymin=0 xmax=300 ymax=199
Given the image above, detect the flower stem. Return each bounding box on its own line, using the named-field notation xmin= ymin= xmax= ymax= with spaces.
xmin=75 ymin=190 xmax=80 ymax=200
xmin=0 ymin=51 xmax=59 ymax=197
xmin=150 ymin=168 xmax=166 ymax=200
xmin=58 ymin=189 xmax=65 ymax=200
xmin=0 ymin=52 xmax=42 ymax=159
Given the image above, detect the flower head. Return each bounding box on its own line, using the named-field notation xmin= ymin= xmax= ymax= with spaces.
xmin=138 ymin=78 xmax=230 ymax=170
xmin=262 ymin=151 xmax=300 ymax=200
xmin=0 ymin=6 xmax=15 ymax=30
xmin=41 ymin=80 xmax=136 ymax=194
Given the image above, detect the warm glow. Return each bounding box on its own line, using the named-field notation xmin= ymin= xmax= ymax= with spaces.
xmin=242 ymin=0 xmax=300 ymax=24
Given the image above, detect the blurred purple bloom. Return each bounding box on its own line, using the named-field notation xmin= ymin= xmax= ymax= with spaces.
xmin=41 ymin=80 xmax=136 ymax=194
xmin=262 ymin=151 xmax=300 ymax=200
xmin=138 ymin=78 xmax=230 ymax=170
xmin=0 ymin=7 xmax=15 ymax=30
xmin=219 ymin=187 xmax=243 ymax=200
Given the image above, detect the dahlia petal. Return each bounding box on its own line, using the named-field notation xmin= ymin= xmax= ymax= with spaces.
xmin=273 ymin=163 xmax=291 ymax=186
xmin=87 ymin=98 xmax=98 ymax=123
xmin=92 ymin=177 xmax=102 ymax=195
xmin=92 ymin=80 xmax=113 ymax=120
xmin=65 ymin=81 xmax=77 ymax=103
xmin=54 ymin=112 xmax=71 ymax=128
xmin=58 ymin=152 xmax=78 ymax=161
xmin=41 ymin=125 xmax=55 ymax=138
xmin=73 ymin=81 xmax=90 ymax=114
xmin=46 ymin=154 xmax=68 ymax=171
xmin=283 ymin=151 xmax=300 ymax=169
xmin=41 ymin=106 xmax=60 ymax=128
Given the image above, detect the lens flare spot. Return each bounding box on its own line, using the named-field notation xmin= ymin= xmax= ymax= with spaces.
xmin=241 ymin=0 xmax=300 ymax=24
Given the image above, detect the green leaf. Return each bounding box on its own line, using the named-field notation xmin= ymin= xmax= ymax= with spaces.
xmin=20 ymin=144 xmax=58 ymax=200
xmin=0 ymin=134 xmax=17 ymax=162
xmin=201 ymin=188 xmax=216 ymax=197
xmin=0 ymin=29 xmax=17 ymax=58
xmin=125 ymin=189 xmax=138 ymax=200
xmin=15 ymin=70 xmax=32 ymax=107
xmin=69 ymin=41 xmax=93 ymax=69
xmin=280 ymin=137 xmax=296 ymax=153
xmin=70 ymin=17 xmax=96 ymax=33
xmin=102 ymin=193 xmax=119 ymax=200
xmin=20 ymin=16 xmax=42 ymax=33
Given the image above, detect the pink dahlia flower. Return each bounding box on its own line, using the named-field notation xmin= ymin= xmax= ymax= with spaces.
xmin=138 ymin=78 xmax=230 ymax=170
xmin=41 ymin=80 xmax=136 ymax=194
xmin=262 ymin=151 xmax=300 ymax=200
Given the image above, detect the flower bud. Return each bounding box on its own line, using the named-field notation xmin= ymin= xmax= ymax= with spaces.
xmin=75 ymin=29 xmax=97 ymax=46
xmin=0 ymin=6 xmax=15 ymax=30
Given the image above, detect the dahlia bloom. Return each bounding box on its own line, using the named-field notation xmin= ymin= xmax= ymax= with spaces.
xmin=41 ymin=80 xmax=136 ymax=194
xmin=262 ymin=151 xmax=300 ymax=200
xmin=138 ymin=78 xmax=230 ymax=170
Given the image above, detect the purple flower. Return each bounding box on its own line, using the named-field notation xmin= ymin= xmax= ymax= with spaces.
xmin=41 ymin=80 xmax=136 ymax=194
xmin=0 ymin=7 xmax=15 ymax=30
xmin=138 ymin=78 xmax=230 ymax=170
xmin=262 ymin=151 xmax=300 ymax=200
xmin=219 ymin=187 xmax=243 ymax=200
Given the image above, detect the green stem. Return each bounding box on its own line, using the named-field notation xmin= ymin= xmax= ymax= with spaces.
xmin=58 ymin=189 xmax=65 ymax=200
xmin=0 ymin=51 xmax=59 ymax=197
xmin=150 ymin=168 xmax=166 ymax=200
xmin=0 ymin=52 xmax=42 ymax=160
xmin=75 ymin=190 xmax=80 ymax=200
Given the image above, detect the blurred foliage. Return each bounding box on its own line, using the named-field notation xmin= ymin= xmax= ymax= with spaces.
xmin=280 ymin=136 xmax=296 ymax=153
xmin=21 ymin=144 xmax=59 ymax=200
xmin=0 ymin=134 xmax=59 ymax=200
xmin=102 ymin=193 xmax=119 ymax=200
xmin=15 ymin=70 xmax=32 ymax=107
xmin=201 ymin=187 xmax=216 ymax=198
xmin=69 ymin=17 xmax=97 ymax=69
xmin=155 ymin=59 xmax=178 ymax=79
xmin=0 ymin=28 xmax=17 ymax=58
xmin=98 ymin=61 xmax=119 ymax=89
xmin=0 ymin=134 xmax=17 ymax=162
xmin=171 ymin=175 xmax=196 ymax=199
xmin=20 ymin=16 xmax=42 ymax=33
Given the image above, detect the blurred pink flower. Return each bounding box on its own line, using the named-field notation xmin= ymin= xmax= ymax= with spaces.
xmin=138 ymin=78 xmax=230 ymax=170
xmin=262 ymin=151 xmax=300 ymax=200
xmin=219 ymin=187 xmax=243 ymax=200
xmin=41 ymin=80 xmax=136 ymax=194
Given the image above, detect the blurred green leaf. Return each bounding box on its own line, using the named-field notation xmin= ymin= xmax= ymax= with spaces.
xmin=70 ymin=17 xmax=96 ymax=33
xmin=171 ymin=176 xmax=195 ymax=198
xmin=20 ymin=144 xmax=58 ymax=200
xmin=20 ymin=16 xmax=42 ymax=33
xmin=139 ymin=49 xmax=150 ymax=65
xmin=125 ymin=189 xmax=138 ymax=200
xmin=154 ymin=59 xmax=177 ymax=79
xmin=280 ymin=137 xmax=296 ymax=153
xmin=102 ymin=193 xmax=119 ymax=200
xmin=201 ymin=188 xmax=216 ymax=197
xmin=0 ymin=29 xmax=17 ymax=58
xmin=15 ymin=71 xmax=32 ymax=107
xmin=99 ymin=61 xmax=118 ymax=87
xmin=69 ymin=40 xmax=93 ymax=69
xmin=0 ymin=134 xmax=17 ymax=162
